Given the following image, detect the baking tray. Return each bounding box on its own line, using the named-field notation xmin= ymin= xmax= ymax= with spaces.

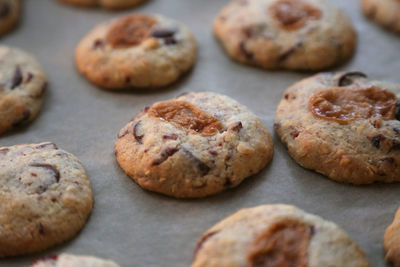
xmin=1 ymin=0 xmax=400 ymax=266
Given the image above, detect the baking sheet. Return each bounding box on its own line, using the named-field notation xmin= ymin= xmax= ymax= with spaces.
xmin=1 ymin=0 xmax=400 ymax=266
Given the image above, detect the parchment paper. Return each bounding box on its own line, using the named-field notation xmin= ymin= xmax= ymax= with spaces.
xmin=1 ymin=0 xmax=400 ymax=266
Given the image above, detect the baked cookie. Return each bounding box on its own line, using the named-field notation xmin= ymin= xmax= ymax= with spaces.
xmin=275 ymin=72 xmax=400 ymax=184
xmin=59 ymin=0 xmax=146 ymax=9
xmin=361 ymin=0 xmax=400 ymax=33
xmin=384 ymin=207 xmax=400 ymax=267
xmin=0 ymin=46 xmax=48 ymax=135
xmin=75 ymin=13 xmax=197 ymax=89
xmin=115 ymin=92 xmax=273 ymax=198
xmin=32 ymin=254 xmax=120 ymax=267
xmin=0 ymin=142 xmax=93 ymax=257
xmin=213 ymin=0 xmax=357 ymax=71
xmin=192 ymin=204 xmax=370 ymax=267
xmin=0 ymin=0 xmax=20 ymax=37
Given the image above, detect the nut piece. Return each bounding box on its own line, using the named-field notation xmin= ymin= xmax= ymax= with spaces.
xmin=148 ymin=100 xmax=222 ymax=136
xmin=309 ymin=87 xmax=397 ymax=124
xmin=247 ymin=220 xmax=311 ymax=267
xmin=105 ymin=14 xmax=156 ymax=48
xmin=269 ymin=0 xmax=322 ymax=31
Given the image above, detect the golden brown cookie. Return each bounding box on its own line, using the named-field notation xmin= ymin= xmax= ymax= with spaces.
xmin=115 ymin=92 xmax=273 ymax=198
xmin=75 ymin=13 xmax=197 ymax=90
xmin=192 ymin=204 xmax=370 ymax=267
xmin=0 ymin=46 xmax=48 ymax=135
xmin=361 ymin=0 xmax=400 ymax=33
xmin=214 ymin=0 xmax=357 ymax=71
xmin=0 ymin=142 xmax=93 ymax=257
xmin=0 ymin=0 xmax=20 ymax=37
xmin=275 ymin=72 xmax=400 ymax=184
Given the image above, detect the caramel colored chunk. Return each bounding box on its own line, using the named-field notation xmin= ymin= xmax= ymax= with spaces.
xmin=247 ymin=220 xmax=311 ymax=267
xmin=309 ymin=87 xmax=397 ymax=124
xmin=269 ymin=0 xmax=322 ymax=31
xmin=106 ymin=14 xmax=156 ymax=48
xmin=148 ymin=100 xmax=222 ymax=136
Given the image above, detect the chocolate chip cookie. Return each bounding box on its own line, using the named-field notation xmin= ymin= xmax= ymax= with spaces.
xmin=192 ymin=204 xmax=370 ymax=267
xmin=115 ymin=92 xmax=273 ymax=198
xmin=0 ymin=46 xmax=48 ymax=135
xmin=361 ymin=0 xmax=400 ymax=33
xmin=59 ymin=0 xmax=146 ymax=9
xmin=214 ymin=0 xmax=357 ymax=70
xmin=0 ymin=142 xmax=93 ymax=257
xmin=275 ymin=72 xmax=400 ymax=184
xmin=75 ymin=13 xmax=197 ymax=90
xmin=384 ymin=207 xmax=400 ymax=267
xmin=0 ymin=0 xmax=20 ymax=37
xmin=32 ymin=254 xmax=120 ymax=267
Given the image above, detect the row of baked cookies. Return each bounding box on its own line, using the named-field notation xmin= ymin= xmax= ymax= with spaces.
xmin=1 ymin=71 xmax=400 ymax=264
xmin=6 ymin=202 xmax=400 ymax=266
xmin=2 ymin=0 xmax=399 ymax=136
xmin=71 ymin=0 xmax=400 ymax=91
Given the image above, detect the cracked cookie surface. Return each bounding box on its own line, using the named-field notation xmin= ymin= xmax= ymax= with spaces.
xmin=32 ymin=253 xmax=120 ymax=267
xmin=59 ymin=0 xmax=146 ymax=9
xmin=213 ymin=0 xmax=357 ymax=71
xmin=192 ymin=204 xmax=369 ymax=267
xmin=75 ymin=13 xmax=197 ymax=90
xmin=361 ymin=0 xmax=400 ymax=33
xmin=0 ymin=46 xmax=48 ymax=135
xmin=0 ymin=142 xmax=93 ymax=257
xmin=0 ymin=0 xmax=20 ymax=36
xmin=115 ymin=92 xmax=273 ymax=198
xmin=275 ymin=72 xmax=400 ymax=184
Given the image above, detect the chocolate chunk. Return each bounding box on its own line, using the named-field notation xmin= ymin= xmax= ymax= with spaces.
xmin=208 ymin=150 xmax=218 ymax=156
xmin=163 ymin=133 xmax=178 ymax=140
xmin=183 ymin=148 xmax=210 ymax=176
xmin=381 ymin=157 xmax=395 ymax=164
xmin=230 ymin=121 xmax=243 ymax=132
xmin=392 ymin=140 xmax=400 ymax=151
xmin=133 ymin=121 xmax=144 ymax=144
xmin=395 ymin=102 xmax=400 ymax=121
xmin=36 ymin=143 xmax=58 ymax=150
xmin=0 ymin=148 xmax=9 ymax=155
xmin=152 ymin=29 xmax=176 ymax=38
xmin=10 ymin=66 xmax=23 ymax=89
xmin=309 ymin=225 xmax=315 ymax=236
xmin=239 ymin=41 xmax=253 ymax=60
xmin=371 ymin=134 xmax=385 ymax=149
xmin=0 ymin=3 xmax=10 ymax=18
xmin=26 ymin=73 xmax=34 ymax=83
xmin=290 ymin=129 xmax=300 ymax=139
xmin=224 ymin=177 xmax=233 ymax=187
xmin=394 ymin=128 xmax=400 ymax=135
xmin=93 ymin=39 xmax=105 ymax=49
xmin=152 ymin=147 xmax=179 ymax=165
xmin=338 ymin=72 xmax=367 ymax=87
xmin=164 ymin=37 xmax=177 ymax=45
xmin=194 ymin=231 xmax=219 ymax=256
xmin=38 ymin=223 xmax=45 ymax=235
xmin=279 ymin=42 xmax=302 ymax=62
xmin=30 ymin=164 xmax=60 ymax=182
xmin=12 ymin=109 xmax=31 ymax=127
